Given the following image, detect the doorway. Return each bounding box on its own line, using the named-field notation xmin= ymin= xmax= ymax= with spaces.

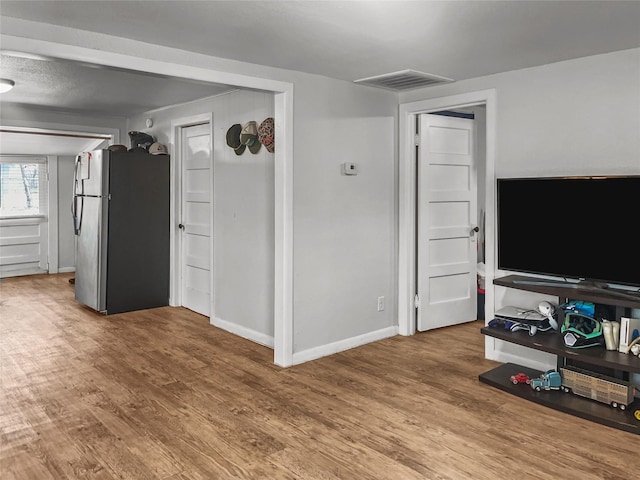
xmin=0 ymin=126 xmax=117 ymax=278
xmin=398 ymin=89 xmax=497 ymax=337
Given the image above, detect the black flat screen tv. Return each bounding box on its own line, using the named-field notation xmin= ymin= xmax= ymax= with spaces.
xmin=497 ymin=176 xmax=640 ymax=289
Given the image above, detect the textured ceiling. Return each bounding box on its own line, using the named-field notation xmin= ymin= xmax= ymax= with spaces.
xmin=1 ymin=0 xmax=639 ymax=83
xmin=0 ymin=53 xmax=235 ymax=117
xmin=0 ymin=53 xmax=235 ymax=155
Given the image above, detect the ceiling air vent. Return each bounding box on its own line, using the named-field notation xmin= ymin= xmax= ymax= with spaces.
xmin=354 ymin=69 xmax=454 ymax=91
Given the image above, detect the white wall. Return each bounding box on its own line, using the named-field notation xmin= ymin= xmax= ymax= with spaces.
xmin=291 ymin=78 xmax=397 ymax=354
xmin=401 ymin=48 xmax=640 ymax=175
xmin=400 ymin=48 xmax=640 ymax=370
xmin=57 ymin=155 xmax=76 ymax=270
xmin=127 ymin=89 xmax=276 ymax=342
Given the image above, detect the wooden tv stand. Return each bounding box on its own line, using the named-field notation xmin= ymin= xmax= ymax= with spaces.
xmin=480 ymin=275 xmax=640 ymax=434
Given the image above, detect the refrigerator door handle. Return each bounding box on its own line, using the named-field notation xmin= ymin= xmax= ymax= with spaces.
xmin=72 ymin=195 xmax=83 ymax=235
xmin=72 ymin=155 xmax=83 ymax=235
xmin=71 ymin=195 xmax=84 ymax=236
xmin=73 ymin=154 xmax=82 ymax=194
xmin=71 ymin=195 xmax=77 ymax=234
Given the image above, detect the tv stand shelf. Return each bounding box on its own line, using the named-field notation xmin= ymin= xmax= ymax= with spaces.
xmin=480 ymin=363 xmax=639 ymax=434
xmin=481 ymin=274 xmax=640 ymax=434
xmin=493 ymin=275 xmax=640 ymax=309
xmin=481 ymin=327 xmax=640 ymax=374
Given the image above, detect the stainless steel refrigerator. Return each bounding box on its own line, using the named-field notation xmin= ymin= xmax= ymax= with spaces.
xmin=72 ymin=148 xmax=170 ymax=314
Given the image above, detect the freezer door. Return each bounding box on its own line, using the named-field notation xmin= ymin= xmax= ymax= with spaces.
xmin=75 ymin=150 xmax=109 ymax=197
xmin=74 ymin=195 xmax=108 ymax=312
xmin=73 ymin=150 xmax=109 ymax=236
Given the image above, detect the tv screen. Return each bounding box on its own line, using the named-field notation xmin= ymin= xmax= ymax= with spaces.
xmin=497 ymin=176 xmax=640 ymax=288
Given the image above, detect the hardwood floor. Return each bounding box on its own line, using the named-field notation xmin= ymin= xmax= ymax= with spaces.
xmin=1 ymin=273 xmax=637 ymax=479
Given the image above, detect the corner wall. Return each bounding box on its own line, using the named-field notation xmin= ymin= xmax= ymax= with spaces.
xmin=127 ymin=89 xmax=276 ymax=343
xmin=1 ymin=17 xmax=400 ymax=363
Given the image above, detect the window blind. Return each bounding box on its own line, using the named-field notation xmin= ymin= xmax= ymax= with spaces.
xmin=0 ymin=156 xmax=48 ymax=217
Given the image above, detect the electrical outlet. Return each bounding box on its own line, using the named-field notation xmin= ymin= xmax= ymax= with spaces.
xmin=377 ymin=296 xmax=385 ymax=312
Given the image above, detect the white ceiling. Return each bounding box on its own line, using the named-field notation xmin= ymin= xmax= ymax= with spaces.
xmin=1 ymin=1 xmax=639 ymax=155
xmin=2 ymin=0 xmax=639 ymax=84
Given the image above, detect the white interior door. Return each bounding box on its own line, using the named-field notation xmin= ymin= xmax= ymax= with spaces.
xmin=180 ymin=123 xmax=212 ymax=316
xmin=417 ymin=113 xmax=477 ymax=331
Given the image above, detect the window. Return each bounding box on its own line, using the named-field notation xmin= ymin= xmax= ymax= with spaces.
xmin=0 ymin=156 xmax=47 ymax=217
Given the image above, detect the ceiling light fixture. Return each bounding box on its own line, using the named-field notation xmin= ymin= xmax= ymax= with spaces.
xmin=0 ymin=79 xmax=16 ymax=93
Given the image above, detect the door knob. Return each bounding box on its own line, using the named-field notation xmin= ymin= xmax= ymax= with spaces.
xmin=178 ymin=223 xmax=185 ymax=230
xmin=472 ymin=226 xmax=479 ymax=233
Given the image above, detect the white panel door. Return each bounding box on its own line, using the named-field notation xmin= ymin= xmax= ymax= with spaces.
xmin=417 ymin=114 xmax=477 ymax=331
xmin=180 ymin=123 xmax=212 ymax=316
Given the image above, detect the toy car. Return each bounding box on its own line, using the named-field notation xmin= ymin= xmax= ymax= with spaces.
xmin=510 ymin=372 xmax=531 ymax=385
xmin=530 ymin=370 xmax=562 ymax=391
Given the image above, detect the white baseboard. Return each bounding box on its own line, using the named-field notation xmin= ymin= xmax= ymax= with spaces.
xmin=292 ymin=325 xmax=399 ymax=365
xmin=210 ymin=316 xmax=274 ymax=349
xmin=0 ymin=267 xmax=46 ymax=278
xmin=57 ymin=267 xmax=75 ymax=273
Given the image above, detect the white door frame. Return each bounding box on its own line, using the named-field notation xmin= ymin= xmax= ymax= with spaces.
xmin=2 ymin=34 xmax=295 ymax=367
xmin=398 ymin=89 xmax=497 ymax=340
xmin=46 ymin=155 xmax=59 ymax=273
xmin=170 ymin=114 xmax=214 ymax=314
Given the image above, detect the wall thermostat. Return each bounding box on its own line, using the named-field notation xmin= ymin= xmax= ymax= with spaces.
xmin=342 ymin=162 xmax=358 ymax=175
